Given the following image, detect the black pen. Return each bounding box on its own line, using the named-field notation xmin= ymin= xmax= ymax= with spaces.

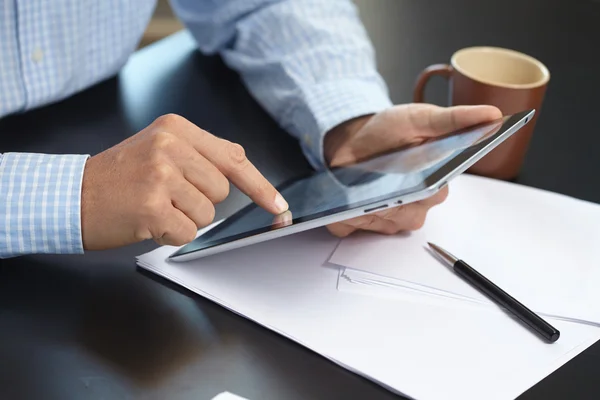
xmin=427 ymin=242 xmax=560 ymax=343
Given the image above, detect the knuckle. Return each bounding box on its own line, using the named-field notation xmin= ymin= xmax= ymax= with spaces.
xmin=150 ymin=130 xmax=176 ymax=150
xmin=154 ymin=113 xmax=182 ymax=128
xmin=149 ymin=161 xmax=174 ymax=183
xmin=365 ymin=214 xmax=378 ymax=227
xmin=354 ymin=214 xmax=376 ymax=230
xmin=226 ymin=142 xmax=249 ymax=169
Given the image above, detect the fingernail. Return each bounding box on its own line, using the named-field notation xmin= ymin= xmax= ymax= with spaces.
xmin=274 ymin=193 xmax=289 ymax=213
xmin=281 ymin=210 xmax=293 ymax=223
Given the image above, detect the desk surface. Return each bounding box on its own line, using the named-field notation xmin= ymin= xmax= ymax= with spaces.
xmin=1 ymin=1 xmax=599 ymax=399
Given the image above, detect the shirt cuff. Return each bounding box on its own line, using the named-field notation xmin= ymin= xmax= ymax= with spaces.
xmin=285 ymin=78 xmax=393 ymax=170
xmin=0 ymin=153 xmax=89 ymax=258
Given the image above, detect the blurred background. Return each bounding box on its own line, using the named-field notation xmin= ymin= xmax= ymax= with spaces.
xmin=140 ymin=0 xmax=183 ymax=47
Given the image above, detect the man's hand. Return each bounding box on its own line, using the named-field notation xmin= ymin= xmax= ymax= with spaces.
xmin=323 ymin=103 xmax=502 ymax=237
xmin=81 ymin=114 xmax=289 ymax=250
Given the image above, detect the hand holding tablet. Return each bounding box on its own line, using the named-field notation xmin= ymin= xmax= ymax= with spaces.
xmin=323 ymin=104 xmax=503 ymax=237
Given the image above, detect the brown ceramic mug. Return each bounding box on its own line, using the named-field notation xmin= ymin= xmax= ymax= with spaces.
xmin=414 ymin=46 xmax=550 ymax=180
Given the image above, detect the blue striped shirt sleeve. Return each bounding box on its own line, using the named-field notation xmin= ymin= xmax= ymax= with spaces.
xmin=0 ymin=153 xmax=88 ymax=258
xmin=171 ymin=0 xmax=393 ymax=170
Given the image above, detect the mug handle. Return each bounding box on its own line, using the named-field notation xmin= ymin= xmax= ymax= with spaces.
xmin=413 ymin=64 xmax=453 ymax=103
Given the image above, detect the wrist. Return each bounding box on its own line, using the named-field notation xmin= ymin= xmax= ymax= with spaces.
xmin=324 ymin=114 xmax=373 ymax=167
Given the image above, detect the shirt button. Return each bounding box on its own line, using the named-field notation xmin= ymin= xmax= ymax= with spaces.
xmin=31 ymin=47 xmax=44 ymax=63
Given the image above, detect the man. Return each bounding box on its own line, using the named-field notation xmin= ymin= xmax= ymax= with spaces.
xmin=0 ymin=0 xmax=500 ymax=258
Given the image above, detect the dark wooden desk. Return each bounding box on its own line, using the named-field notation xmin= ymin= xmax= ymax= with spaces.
xmin=1 ymin=1 xmax=598 ymax=399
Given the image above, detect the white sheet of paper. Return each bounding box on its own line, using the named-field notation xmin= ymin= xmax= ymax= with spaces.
xmin=330 ymin=174 xmax=600 ymax=325
xmin=137 ymin=229 xmax=600 ymax=400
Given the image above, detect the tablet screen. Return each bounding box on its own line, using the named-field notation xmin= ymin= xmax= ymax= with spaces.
xmin=171 ymin=114 xmax=515 ymax=257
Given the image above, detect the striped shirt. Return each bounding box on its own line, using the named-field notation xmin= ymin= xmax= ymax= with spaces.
xmin=0 ymin=0 xmax=392 ymax=258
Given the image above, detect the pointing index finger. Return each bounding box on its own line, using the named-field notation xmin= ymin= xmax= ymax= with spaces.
xmin=161 ymin=115 xmax=288 ymax=215
xmin=208 ymin=140 xmax=288 ymax=215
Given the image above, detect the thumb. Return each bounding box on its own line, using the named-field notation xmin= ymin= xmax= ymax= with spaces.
xmin=421 ymin=105 xmax=503 ymax=137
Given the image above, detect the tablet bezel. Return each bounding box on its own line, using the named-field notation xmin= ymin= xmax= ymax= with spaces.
xmin=169 ymin=109 xmax=534 ymax=261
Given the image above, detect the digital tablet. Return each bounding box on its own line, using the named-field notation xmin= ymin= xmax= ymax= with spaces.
xmin=169 ymin=109 xmax=534 ymax=262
